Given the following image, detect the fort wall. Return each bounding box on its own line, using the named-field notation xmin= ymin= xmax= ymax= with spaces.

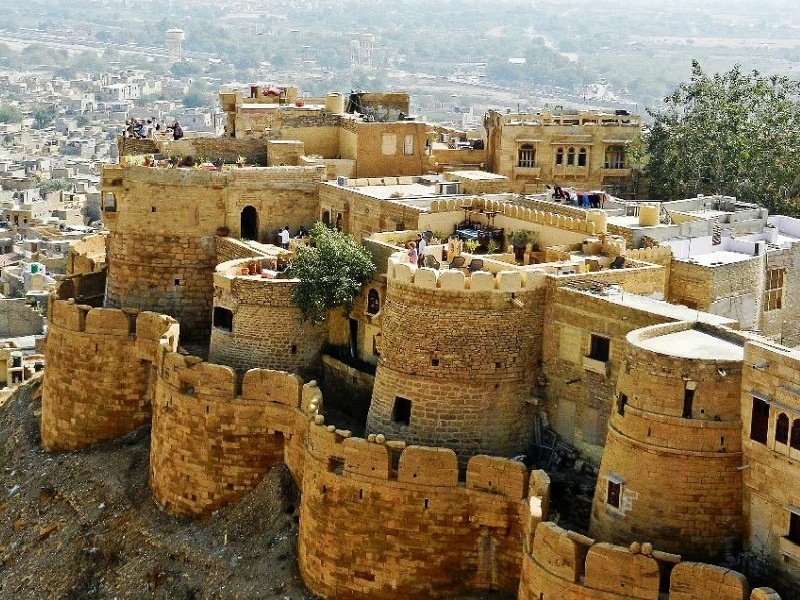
xmin=366 ymin=258 xmax=546 ymax=461
xmin=299 ymin=410 xmax=548 ymax=598
xmin=209 ymin=259 xmax=327 ymax=379
xmin=590 ymin=322 xmax=746 ymax=561
xmin=149 ymin=352 xmax=316 ymax=517
xmin=519 ymin=522 xmax=778 ymax=600
xmin=41 ymin=298 xmax=179 ymax=451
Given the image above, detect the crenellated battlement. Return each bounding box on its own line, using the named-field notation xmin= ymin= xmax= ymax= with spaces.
xmin=428 ymin=196 xmax=602 ymax=235
xmin=299 ymin=398 xmax=549 ymax=599
xmin=520 ymin=521 xmax=779 ymax=600
xmin=41 ymin=298 xmax=179 ymax=451
xmin=304 ymin=405 xmax=533 ymax=497
xmin=387 ymin=252 xmax=547 ymax=293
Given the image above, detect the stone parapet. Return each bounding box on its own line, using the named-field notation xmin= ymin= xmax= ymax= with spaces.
xmin=519 ymin=522 xmax=777 ymax=600
xmin=150 ymin=352 xmax=314 ymax=517
xmin=41 ymin=298 xmax=178 ymax=451
xmin=299 ymin=404 xmax=546 ymax=599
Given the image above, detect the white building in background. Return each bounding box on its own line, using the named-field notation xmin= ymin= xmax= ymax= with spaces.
xmin=165 ymin=29 xmax=186 ymax=63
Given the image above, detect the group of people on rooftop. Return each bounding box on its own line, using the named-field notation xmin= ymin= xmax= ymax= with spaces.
xmin=123 ymin=118 xmax=183 ymax=141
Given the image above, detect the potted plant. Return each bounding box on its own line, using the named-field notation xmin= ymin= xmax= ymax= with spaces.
xmin=464 ymin=238 xmax=479 ymax=253
xmin=508 ymin=230 xmax=537 ymax=262
xmin=236 ymin=155 xmax=246 ymax=167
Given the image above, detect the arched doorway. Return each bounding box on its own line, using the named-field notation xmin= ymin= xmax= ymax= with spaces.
xmin=241 ymin=206 xmax=258 ymax=240
xmin=321 ymin=210 xmax=330 ymax=227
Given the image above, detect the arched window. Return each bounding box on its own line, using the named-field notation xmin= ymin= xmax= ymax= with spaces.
xmin=517 ymin=144 xmax=536 ymax=168
xmin=578 ymin=147 xmax=587 ymax=167
xmin=335 ymin=213 xmax=343 ymax=232
xmin=776 ymin=413 xmax=790 ymax=444
xmin=791 ymin=419 xmax=800 ymax=450
xmin=240 ymin=206 xmax=258 ymax=240
xmin=567 ymin=147 xmax=576 ymax=166
xmin=555 ymin=147 xmax=564 ymax=165
xmin=367 ymin=289 xmax=380 ymax=315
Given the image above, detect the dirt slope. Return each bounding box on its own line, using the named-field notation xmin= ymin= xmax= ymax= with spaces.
xmin=0 ymin=378 xmax=512 ymax=600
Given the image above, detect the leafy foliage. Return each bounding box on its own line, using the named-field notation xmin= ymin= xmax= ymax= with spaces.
xmin=32 ymin=106 xmax=57 ymax=129
xmin=289 ymin=222 xmax=375 ymax=324
xmin=37 ymin=178 xmax=73 ymax=193
xmin=645 ymin=61 xmax=800 ymax=215
xmin=0 ymin=105 xmax=22 ymax=124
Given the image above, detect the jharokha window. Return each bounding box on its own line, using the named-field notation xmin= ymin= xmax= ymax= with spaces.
xmin=578 ymin=147 xmax=587 ymax=167
xmin=517 ymin=144 xmax=536 ymax=167
xmin=791 ymin=419 xmax=800 ymax=450
xmin=555 ymin=147 xmax=564 ymax=165
xmin=567 ymin=147 xmax=576 ymax=166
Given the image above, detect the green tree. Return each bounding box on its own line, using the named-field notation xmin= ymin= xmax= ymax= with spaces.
xmin=645 ymin=61 xmax=800 ymax=215
xmin=33 ymin=106 xmax=57 ymax=129
xmin=289 ymin=222 xmax=375 ymax=324
xmin=0 ymin=104 xmax=22 ymax=124
xmin=37 ymin=178 xmax=73 ymax=193
xmin=181 ymin=91 xmax=206 ymax=108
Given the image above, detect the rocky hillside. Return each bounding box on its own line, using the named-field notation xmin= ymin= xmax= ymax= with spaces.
xmin=0 ymin=377 xmax=512 ymax=600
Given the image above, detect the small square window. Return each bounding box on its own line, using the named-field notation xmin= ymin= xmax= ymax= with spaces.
xmin=607 ymin=480 xmax=621 ymax=509
xmin=589 ymin=334 xmax=610 ymax=362
xmin=392 ymin=396 xmax=411 ymax=426
xmin=789 ymin=512 xmax=800 ymax=545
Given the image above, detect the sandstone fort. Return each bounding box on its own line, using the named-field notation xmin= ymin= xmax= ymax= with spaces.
xmin=37 ymin=86 xmax=800 ymax=599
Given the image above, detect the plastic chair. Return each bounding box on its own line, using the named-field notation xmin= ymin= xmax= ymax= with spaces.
xmin=449 ymin=256 xmax=466 ymax=269
xmin=424 ymin=255 xmax=441 ymax=269
xmin=467 ymin=258 xmax=484 ymax=272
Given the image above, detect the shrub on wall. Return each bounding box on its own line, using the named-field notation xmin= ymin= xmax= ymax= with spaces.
xmin=288 ymin=222 xmax=375 ymax=324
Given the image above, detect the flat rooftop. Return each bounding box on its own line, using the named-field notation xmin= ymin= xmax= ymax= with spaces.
xmin=448 ymin=170 xmax=507 ymax=181
xmin=568 ymin=285 xmax=735 ymax=327
xmin=676 ymin=250 xmax=755 ymax=267
xmin=637 ymin=328 xmax=744 ymax=361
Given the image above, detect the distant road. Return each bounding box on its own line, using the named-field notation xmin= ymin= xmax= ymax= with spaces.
xmin=0 ymin=29 xmax=216 ymax=63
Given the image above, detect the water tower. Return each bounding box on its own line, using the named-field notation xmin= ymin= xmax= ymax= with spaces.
xmin=165 ymin=28 xmax=186 ymax=63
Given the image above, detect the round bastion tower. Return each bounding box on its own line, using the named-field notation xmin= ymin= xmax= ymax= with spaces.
xmin=589 ymin=321 xmax=746 ymax=562
xmin=208 ymin=257 xmax=326 ymax=380
xmin=366 ymin=254 xmax=547 ymax=463
xmin=102 ymin=166 xmax=223 ymax=338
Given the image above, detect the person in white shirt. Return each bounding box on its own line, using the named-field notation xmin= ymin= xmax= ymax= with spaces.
xmin=279 ymin=226 xmax=290 ymax=249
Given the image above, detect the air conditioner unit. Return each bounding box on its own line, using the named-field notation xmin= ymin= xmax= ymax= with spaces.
xmin=336 ymin=175 xmax=348 ymax=186
xmin=436 ymin=182 xmax=460 ymax=195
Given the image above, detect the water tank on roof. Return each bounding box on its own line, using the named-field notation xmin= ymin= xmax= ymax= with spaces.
xmin=325 ymin=93 xmax=345 ymax=114
xmin=639 ymin=204 xmax=660 ymax=227
xmin=336 ymin=176 xmax=348 ymax=187
xmin=30 ymin=264 xmax=39 ymax=274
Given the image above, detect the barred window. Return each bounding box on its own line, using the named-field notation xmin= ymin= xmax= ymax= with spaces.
xmin=517 ymin=144 xmax=536 ymax=168
xmin=764 ymin=268 xmax=784 ymax=311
